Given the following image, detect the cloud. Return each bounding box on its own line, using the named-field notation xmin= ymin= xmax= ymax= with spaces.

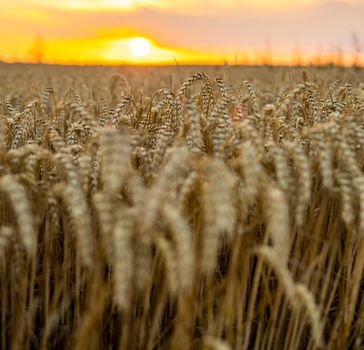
xmin=32 ymin=1 xmax=363 ymax=51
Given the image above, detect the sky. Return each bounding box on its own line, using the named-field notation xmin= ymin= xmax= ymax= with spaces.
xmin=0 ymin=0 xmax=363 ymax=65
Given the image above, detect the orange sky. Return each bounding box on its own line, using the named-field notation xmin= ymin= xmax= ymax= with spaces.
xmin=0 ymin=0 xmax=363 ymax=65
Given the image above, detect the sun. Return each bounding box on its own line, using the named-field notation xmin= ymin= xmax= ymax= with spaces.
xmin=130 ymin=38 xmax=151 ymax=57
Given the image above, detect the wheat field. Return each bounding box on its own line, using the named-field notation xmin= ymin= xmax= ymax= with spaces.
xmin=0 ymin=64 xmax=364 ymax=349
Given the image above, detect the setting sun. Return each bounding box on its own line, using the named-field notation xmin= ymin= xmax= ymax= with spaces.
xmin=130 ymin=37 xmax=151 ymax=57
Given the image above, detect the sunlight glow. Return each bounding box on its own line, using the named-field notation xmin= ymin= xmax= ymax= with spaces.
xmin=101 ymin=37 xmax=218 ymax=65
xmin=68 ymin=0 xmax=130 ymax=8
xmin=59 ymin=0 xmax=160 ymax=10
xmin=129 ymin=38 xmax=151 ymax=57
